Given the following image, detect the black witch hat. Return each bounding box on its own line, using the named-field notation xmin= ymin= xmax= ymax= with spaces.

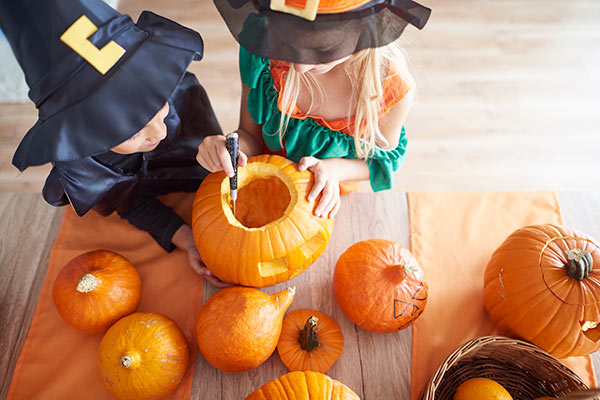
xmin=214 ymin=0 xmax=431 ymax=64
xmin=0 ymin=0 xmax=204 ymax=171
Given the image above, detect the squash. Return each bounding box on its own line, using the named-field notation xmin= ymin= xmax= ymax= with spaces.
xmin=52 ymin=249 xmax=141 ymax=333
xmin=334 ymin=239 xmax=428 ymax=332
xmin=246 ymin=371 xmax=360 ymax=399
xmin=196 ymin=286 xmax=295 ymax=372
xmin=454 ymin=378 xmax=512 ymax=400
xmin=277 ymin=309 xmax=344 ymax=373
xmin=484 ymin=224 xmax=600 ymax=357
xmin=98 ymin=312 xmax=189 ymax=400
xmin=192 ymin=155 xmax=333 ymax=287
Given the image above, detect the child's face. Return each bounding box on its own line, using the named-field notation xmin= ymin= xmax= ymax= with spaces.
xmin=111 ymin=102 xmax=170 ymax=154
xmin=290 ymin=55 xmax=351 ymax=75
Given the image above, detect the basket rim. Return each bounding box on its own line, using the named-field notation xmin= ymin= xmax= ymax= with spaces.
xmin=420 ymin=335 xmax=590 ymax=400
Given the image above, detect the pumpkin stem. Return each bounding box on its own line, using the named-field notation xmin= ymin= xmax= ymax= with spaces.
xmin=76 ymin=273 xmax=99 ymax=293
xmin=120 ymin=356 xmax=133 ymax=368
xmin=298 ymin=316 xmax=320 ymax=352
xmin=565 ymin=249 xmax=593 ymax=281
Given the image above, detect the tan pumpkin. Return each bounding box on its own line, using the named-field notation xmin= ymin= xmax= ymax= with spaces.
xmin=246 ymin=371 xmax=360 ymax=399
xmin=98 ymin=312 xmax=189 ymax=400
xmin=334 ymin=239 xmax=428 ymax=333
xmin=196 ymin=286 xmax=295 ymax=372
xmin=484 ymin=224 xmax=600 ymax=358
xmin=192 ymin=154 xmax=333 ymax=287
xmin=277 ymin=309 xmax=344 ymax=373
xmin=52 ymin=249 xmax=142 ymax=333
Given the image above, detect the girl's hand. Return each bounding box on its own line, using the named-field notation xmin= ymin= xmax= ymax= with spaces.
xmin=298 ymin=156 xmax=341 ymax=218
xmin=172 ymin=224 xmax=232 ymax=288
xmin=196 ymin=134 xmax=248 ymax=177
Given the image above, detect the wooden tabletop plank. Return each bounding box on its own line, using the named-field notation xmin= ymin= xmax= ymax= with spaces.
xmin=0 ymin=193 xmax=63 ymax=400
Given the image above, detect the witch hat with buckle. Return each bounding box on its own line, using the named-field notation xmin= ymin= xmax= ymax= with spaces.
xmin=0 ymin=0 xmax=204 ymax=171
xmin=214 ymin=0 xmax=431 ymax=64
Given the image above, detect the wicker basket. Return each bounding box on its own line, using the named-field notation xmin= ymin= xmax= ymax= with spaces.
xmin=420 ymin=336 xmax=596 ymax=400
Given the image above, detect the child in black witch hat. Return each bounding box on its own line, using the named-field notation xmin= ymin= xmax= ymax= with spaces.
xmin=0 ymin=0 xmax=227 ymax=286
xmin=198 ymin=0 xmax=430 ymax=218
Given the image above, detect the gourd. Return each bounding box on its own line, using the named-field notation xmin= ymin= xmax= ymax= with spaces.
xmin=52 ymin=250 xmax=141 ymax=333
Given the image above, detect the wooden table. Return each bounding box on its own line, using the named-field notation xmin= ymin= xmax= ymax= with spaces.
xmin=2 ymin=191 xmax=600 ymax=399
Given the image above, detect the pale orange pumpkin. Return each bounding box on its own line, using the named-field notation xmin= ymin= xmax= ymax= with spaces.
xmin=196 ymin=286 xmax=295 ymax=372
xmin=246 ymin=371 xmax=360 ymax=399
xmin=277 ymin=309 xmax=344 ymax=373
xmin=454 ymin=378 xmax=513 ymax=400
xmin=192 ymin=155 xmax=333 ymax=287
xmin=52 ymin=250 xmax=142 ymax=334
xmin=98 ymin=312 xmax=189 ymax=400
xmin=334 ymin=239 xmax=428 ymax=333
xmin=484 ymin=224 xmax=600 ymax=358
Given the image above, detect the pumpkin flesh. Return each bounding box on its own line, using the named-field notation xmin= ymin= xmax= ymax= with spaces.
xmin=192 ymin=155 xmax=333 ymax=287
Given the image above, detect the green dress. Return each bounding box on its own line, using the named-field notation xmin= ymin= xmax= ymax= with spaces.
xmin=239 ymin=47 xmax=408 ymax=192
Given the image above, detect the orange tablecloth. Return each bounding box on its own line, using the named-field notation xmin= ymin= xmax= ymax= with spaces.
xmin=7 ymin=193 xmax=203 ymax=400
xmin=408 ymin=192 xmax=596 ymax=399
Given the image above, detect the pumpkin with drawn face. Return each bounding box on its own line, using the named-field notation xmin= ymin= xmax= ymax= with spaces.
xmin=192 ymin=155 xmax=333 ymax=287
xmin=334 ymin=239 xmax=428 ymax=333
xmin=484 ymin=224 xmax=600 ymax=358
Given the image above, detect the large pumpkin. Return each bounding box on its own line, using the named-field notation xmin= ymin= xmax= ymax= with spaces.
xmin=192 ymin=155 xmax=333 ymax=287
xmin=484 ymin=224 xmax=600 ymax=358
xmin=277 ymin=309 xmax=344 ymax=373
xmin=246 ymin=371 xmax=360 ymax=400
xmin=98 ymin=312 xmax=189 ymax=400
xmin=52 ymin=250 xmax=142 ymax=334
xmin=334 ymin=239 xmax=428 ymax=333
xmin=196 ymin=286 xmax=295 ymax=372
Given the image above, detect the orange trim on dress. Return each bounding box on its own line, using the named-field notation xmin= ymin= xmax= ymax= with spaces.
xmin=269 ymin=59 xmax=411 ymax=136
xmin=284 ymin=0 xmax=373 ymax=14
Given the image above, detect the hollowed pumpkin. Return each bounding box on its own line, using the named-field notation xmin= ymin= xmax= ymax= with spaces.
xmin=277 ymin=309 xmax=344 ymax=373
xmin=52 ymin=250 xmax=142 ymax=334
xmin=192 ymin=155 xmax=333 ymax=287
xmin=98 ymin=312 xmax=189 ymax=400
xmin=484 ymin=224 xmax=600 ymax=358
xmin=246 ymin=371 xmax=360 ymax=400
xmin=334 ymin=239 xmax=428 ymax=333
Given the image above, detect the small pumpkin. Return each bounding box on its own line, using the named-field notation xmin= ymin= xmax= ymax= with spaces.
xmin=192 ymin=155 xmax=334 ymax=287
xmin=454 ymin=378 xmax=512 ymax=400
xmin=98 ymin=312 xmax=189 ymax=400
xmin=246 ymin=371 xmax=360 ymax=400
xmin=52 ymin=249 xmax=142 ymax=333
xmin=196 ymin=286 xmax=295 ymax=372
xmin=334 ymin=239 xmax=428 ymax=333
xmin=484 ymin=224 xmax=600 ymax=358
xmin=277 ymin=309 xmax=344 ymax=373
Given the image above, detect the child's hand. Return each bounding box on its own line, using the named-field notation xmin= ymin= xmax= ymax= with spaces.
xmin=172 ymin=224 xmax=232 ymax=288
xmin=298 ymin=156 xmax=341 ymax=218
xmin=196 ymin=134 xmax=248 ymax=177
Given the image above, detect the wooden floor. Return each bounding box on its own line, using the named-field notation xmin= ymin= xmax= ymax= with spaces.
xmin=1 ymin=0 xmax=600 ymax=191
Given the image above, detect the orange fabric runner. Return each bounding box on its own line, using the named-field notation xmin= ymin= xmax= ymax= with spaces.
xmin=7 ymin=192 xmax=203 ymax=400
xmin=408 ymin=191 xmax=597 ymax=399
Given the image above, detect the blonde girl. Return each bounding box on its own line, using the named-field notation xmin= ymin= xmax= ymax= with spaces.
xmin=197 ymin=0 xmax=431 ymax=218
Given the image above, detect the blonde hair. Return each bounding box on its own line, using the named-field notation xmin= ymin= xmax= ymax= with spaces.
xmin=277 ymin=38 xmax=414 ymax=159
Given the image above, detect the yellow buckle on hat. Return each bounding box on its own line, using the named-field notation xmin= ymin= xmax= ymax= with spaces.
xmin=270 ymin=0 xmax=319 ymax=21
xmin=60 ymin=15 xmax=126 ymax=75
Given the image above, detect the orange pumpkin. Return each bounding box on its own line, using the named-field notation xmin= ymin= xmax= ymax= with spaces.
xmin=277 ymin=309 xmax=344 ymax=373
xmin=246 ymin=371 xmax=360 ymax=400
xmin=192 ymin=155 xmax=333 ymax=287
xmin=484 ymin=224 xmax=600 ymax=358
xmin=196 ymin=286 xmax=295 ymax=372
xmin=454 ymin=378 xmax=513 ymax=400
xmin=334 ymin=239 xmax=428 ymax=333
xmin=98 ymin=312 xmax=189 ymax=400
xmin=52 ymin=250 xmax=142 ymax=334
